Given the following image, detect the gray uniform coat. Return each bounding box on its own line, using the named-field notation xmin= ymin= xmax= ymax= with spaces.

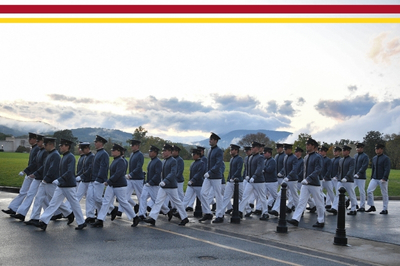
xmin=303 ymin=152 xmax=322 ymax=186
xmin=147 ymin=157 xmax=162 ymax=186
xmin=93 ymin=148 xmax=110 ymax=183
xmin=128 ymin=151 xmax=144 ymax=180
xmin=354 ymin=152 xmax=369 ymax=179
xmin=161 ymin=156 xmax=178 ymax=189
xmin=43 ymin=149 xmax=61 ymax=184
xmin=337 ymin=156 xmax=355 ymax=183
xmin=57 ymin=151 xmax=77 ymax=187
xmin=207 ymin=146 xmax=224 ymax=179
xmin=371 ymin=154 xmax=391 ymax=181
xmin=279 ymin=153 xmax=298 ymax=181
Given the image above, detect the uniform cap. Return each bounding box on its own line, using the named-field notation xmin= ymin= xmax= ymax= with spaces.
xmin=36 ymin=134 xmax=44 ymax=141
xmin=306 ymin=138 xmax=318 ymax=147
xmin=79 ymin=142 xmax=90 ymax=149
xmin=283 ymin=143 xmax=293 ymax=150
xmin=191 ymin=148 xmax=201 ymax=155
xmin=196 ymin=146 xmax=205 ymax=150
xmin=264 ymin=147 xmax=273 ymax=153
xmin=276 ymin=143 xmax=283 ymax=148
xmin=333 ymin=146 xmax=342 ymax=152
xmin=230 ymin=144 xmax=240 ymax=150
xmin=94 ymin=135 xmax=108 ymax=144
xmin=375 ymin=143 xmax=385 ymax=149
xmin=28 ymin=132 xmax=37 ymax=139
xmin=210 ymin=132 xmax=221 ymax=140
xmin=243 ymin=146 xmax=251 ymax=151
xmin=172 ymin=145 xmax=181 ymax=152
xmin=111 ymin=143 xmax=124 ymax=152
xmin=129 ymin=139 xmax=141 ymax=146
xmin=149 ymin=145 xmax=160 ymax=153
xmin=59 ymin=138 xmax=74 ymax=146
xmin=251 ymin=141 xmax=262 ymax=148
xmin=43 ymin=137 xmax=56 ymax=144
xmin=355 ymin=142 xmax=365 ymax=148
xmin=320 ymin=145 xmax=329 ymax=152
xmin=295 ymin=146 xmax=304 ymax=153
xmin=342 ymin=145 xmax=352 ymax=151
xmin=162 ymin=143 xmax=173 ymax=151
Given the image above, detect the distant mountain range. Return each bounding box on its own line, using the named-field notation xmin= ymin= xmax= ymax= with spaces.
xmin=0 ymin=117 xmax=292 ymax=148
xmin=193 ymin=129 xmax=292 ymax=148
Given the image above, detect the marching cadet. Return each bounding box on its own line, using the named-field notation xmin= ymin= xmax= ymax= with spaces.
xmin=221 ymin=144 xmax=243 ymax=216
xmin=269 ymin=144 xmax=298 ymax=216
xmin=181 ymin=149 xmax=205 ymax=213
xmin=326 ymin=146 xmax=342 ymax=209
xmin=242 ymin=146 xmax=255 ymax=211
xmin=87 ymin=135 xmax=109 ymax=222
xmin=92 ymin=144 xmax=140 ymax=228
xmin=138 ymin=145 xmax=162 ymax=220
xmin=275 ymin=143 xmax=285 ymax=185
xmin=172 ymin=145 xmax=185 ymax=202
xmin=319 ymin=146 xmax=334 ymax=210
xmin=199 ymin=133 xmax=224 ymax=223
xmin=287 ymin=138 xmax=324 ymax=228
xmin=3 ymin=132 xmax=39 ymax=215
xmin=353 ymin=142 xmax=369 ymax=212
xmin=11 ymin=134 xmax=47 ymax=222
xmin=144 ymin=144 xmax=189 ymax=226
xmin=124 ymin=139 xmax=144 ymax=213
xmin=75 ymin=142 xmax=95 ymax=223
xmin=294 ymin=147 xmax=304 ymax=192
xmin=76 ymin=143 xmax=86 ymax=180
xmin=366 ymin=143 xmax=391 ymax=214
xmin=36 ymin=138 xmax=86 ymax=230
xmin=239 ymin=142 xmax=269 ymax=221
xmin=263 ymin=147 xmax=278 ymax=210
xmin=327 ymin=145 xmax=357 ymax=216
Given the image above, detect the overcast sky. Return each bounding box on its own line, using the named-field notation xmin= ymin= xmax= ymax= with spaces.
xmin=1 ymin=0 xmax=400 ymax=144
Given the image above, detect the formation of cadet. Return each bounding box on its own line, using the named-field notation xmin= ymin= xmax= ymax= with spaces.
xmin=1 ymin=131 xmax=392 ymax=231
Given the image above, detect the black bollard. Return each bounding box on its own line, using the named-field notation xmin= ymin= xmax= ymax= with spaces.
xmin=277 ymin=182 xmax=288 ymax=233
xmin=334 ymin=187 xmax=348 ymax=246
xmin=231 ymin=178 xmax=240 ymax=224
xmin=194 ymin=196 xmax=203 ymax=218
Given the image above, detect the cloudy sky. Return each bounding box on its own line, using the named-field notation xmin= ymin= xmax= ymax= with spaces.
xmin=1 ymin=0 xmax=400 ymax=144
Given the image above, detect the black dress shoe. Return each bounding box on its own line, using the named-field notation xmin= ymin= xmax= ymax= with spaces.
xmin=249 ymin=203 xmax=255 ymax=209
xmin=36 ymin=221 xmax=47 ymax=231
xmin=285 ymin=206 xmax=293 ymax=213
xmin=173 ymin=211 xmax=181 ymax=219
xmin=345 ymin=199 xmax=350 ymax=208
xmin=199 ymin=213 xmax=213 ymax=222
xmin=143 ymin=217 xmax=156 ymax=225
xmin=10 ymin=213 xmax=25 ymax=221
xmin=365 ymin=206 xmax=376 ymax=212
xmin=312 ymin=222 xmax=324 ymax=228
xmin=309 ymin=206 xmax=317 ymax=213
xmin=116 ymin=211 xmax=122 ymax=217
xmin=357 ymin=207 xmax=365 ymax=212
xmin=85 ymin=217 xmax=96 ymax=224
xmin=111 ymin=206 xmax=118 ymax=221
xmin=75 ymin=223 xmax=87 ymax=230
xmin=185 ymin=207 xmax=193 ymax=212
xmin=178 ymin=217 xmax=189 ymax=226
xmin=252 ymin=209 xmax=262 ymax=215
xmin=325 ymin=205 xmax=332 ymax=209
xmin=347 ymin=211 xmax=357 ymax=215
xmin=268 ymin=205 xmax=272 ymax=211
xmin=244 ymin=212 xmax=252 ymax=218
xmin=147 ymin=206 xmax=152 ymax=212
xmin=167 ymin=210 xmax=174 ymax=221
xmin=211 ymin=203 xmax=216 ymax=212
xmin=326 ymin=208 xmax=337 ymax=215
xmin=91 ymin=219 xmax=104 ymax=228
xmin=238 ymin=212 xmax=243 ymax=219
xmin=287 ymin=219 xmax=299 ymax=226
xmin=138 ymin=215 xmax=146 ymax=221
xmin=268 ymin=210 xmax=279 ymax=216
xmin=225 ymin=209 xmax=233 ymax=215
xmin=380 ymin=210 xmax=388 ymax=215
xmin=134 ymin=204 xmax=139 ymax=214
xmin=2 ymin=209 xmax=16 ymax=215
xmin=67 ymin=212 xmax=75 ymax=225
xmin=132 ymin=216 xmax=140 ymax=227
xmin=259 ymin=213 xmax=269 ymax=220
xmin=50 ymin=213 xmax=63 ymax=221
xmin=212 ymin=217 xmax=224 ymax=223
xmin=24 ymin=219 xmax=39 ymax=226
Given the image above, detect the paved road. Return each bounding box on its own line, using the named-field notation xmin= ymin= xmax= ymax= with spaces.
xmin=1 ymin=191 xmax=399 ymax=266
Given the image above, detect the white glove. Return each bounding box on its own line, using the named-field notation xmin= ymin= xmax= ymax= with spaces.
xmin=19 ymin=171 xmax=25 ymax=176
xmin=381 ymin=179 xmax=387 ymax=183
xmin=321 ymin=179 xmax=325 ymax=183
xmin=145 ymin=183 xmax=150 ymax=187
xmin=41 ymin=180 xmax=47 ymax=184
xmin=52 ymin=179 xmax=60 ymax=186
xmin=301 ymin=179 xmax=308 ymax=185
xmin=204 ymin=172 xmax=210 ymax=179
xmin=125 ymin=174 xmax=131 ymax=179
xmin=249 ymin=177 xmax=254 ymax=183
xmin=245 ymin=176 xmax=250 ymax=181
xmin=341 ymin=178 xmax=347 ymax=183
xmin=159 ymin=181 xmax=165 ymax=187
xmin=188 ymin=180 xmax=193 ymax=186
xmin=229 ymin=179 xmax=234 ymax=183
xmin=277 ymin=173 xmax=283 ymax=178
xmin=283 ymin=177 xmax=289 ymax=183
xmin=76 ymin=176 xmax=81 ymax=182
xmin=354 ymin=174 xmax=359 ymax=179
xmin=332 ymin=176 xmax=337 ymax=181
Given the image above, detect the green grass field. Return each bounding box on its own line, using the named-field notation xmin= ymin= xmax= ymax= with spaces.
xmin=1 ymin=152 xmax=399 ymax=196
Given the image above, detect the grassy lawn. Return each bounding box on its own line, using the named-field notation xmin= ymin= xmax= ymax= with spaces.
xmin=1 ymin=152 xmax=399 ymax=197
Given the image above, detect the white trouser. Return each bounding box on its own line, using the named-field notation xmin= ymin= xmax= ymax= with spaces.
xmin=322 ymin=180 xmax=335 ymax=207
xmin=265 ymin=182 xmax=278 ymax=207
xmin=138 ymin=185 xmax=159 ymax=216
xmin=30 ymin=182 xmax=57 ymax=220
xmin=182 ymin=186 xmax=205 ymax=212
xmin=201 ymin=179 xmax=223 ymax=217
xmin=186 ymin=192 xmax=196 ymax=208
xmin=65 ymin=181 xmax=90 ymax=211
xmin=243 ymin=180 xmax=256 ymax=206
xmin=272 ymin=181 xmax=298 ymax=212
xmin=149 ymin=188 xmax=187 ymax=221
xmin=354 ymin=179 xmax=366 ymax=208
xmin=91 ymin=181 xmax=105 ymax=216
xmin=170 ymin=182 xmax=185 ymax=209
xmin=17 ymin=179 xmax=41 ymax=216
xmin=98 ymin=186 xmax=136 ymax=221
xmin=333 ymin=182 xmax=357 ymax=211
xmin=292 ymin=185 xmax=325 ymax=223
xmin=8 ymin=176 xmax=33 ymax=211
xmin=240 ymin=182 xmax=268 ymax=215
xmin=40 ymin=187 xmax=83 ymax=225
xmin=221 ymin=181 xmax=243 ymax=212
xmin=86 ymin=182 xmax=96 ymax=218
xmin=118 ymin=180 xmax=140 ymax=214
xmin=367 ymin=179 xmax=389 ymax=211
